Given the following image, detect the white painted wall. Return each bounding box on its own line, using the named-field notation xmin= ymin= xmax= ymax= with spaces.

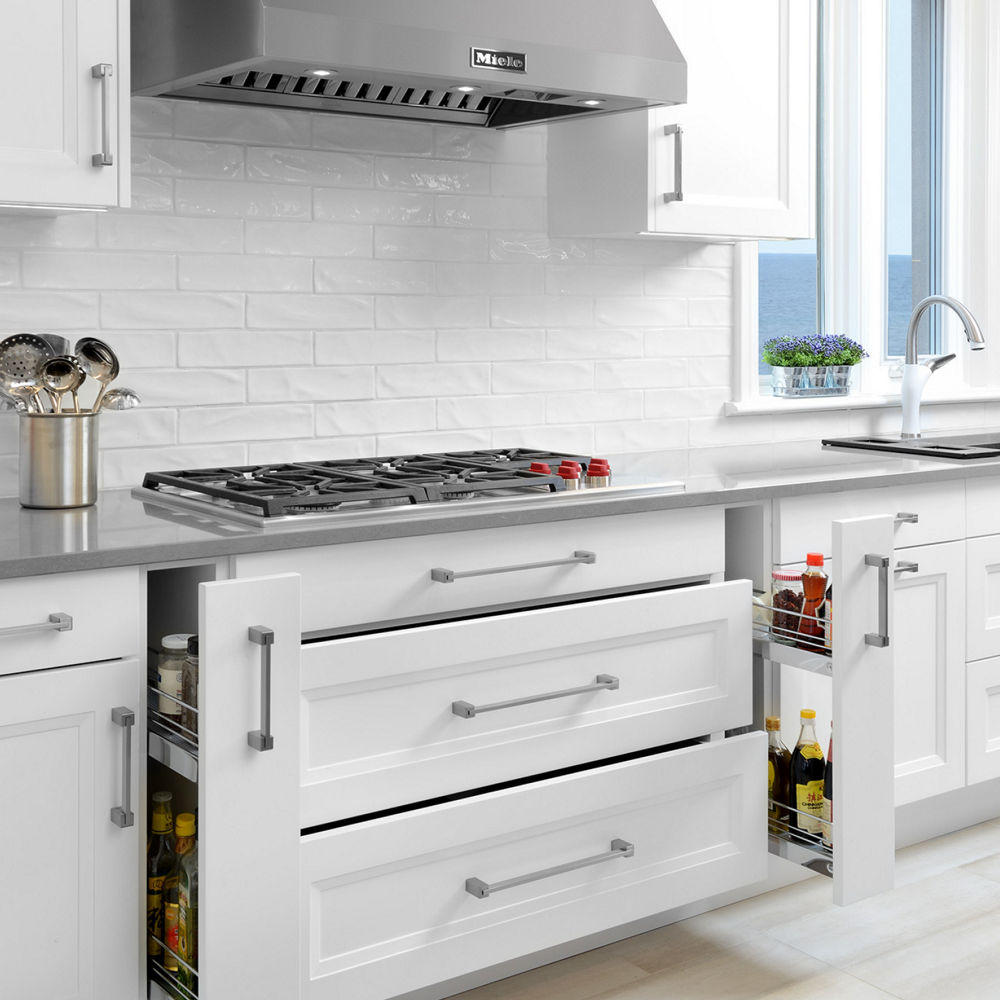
xmin=1 ymin=97 xmax=983 ymax=495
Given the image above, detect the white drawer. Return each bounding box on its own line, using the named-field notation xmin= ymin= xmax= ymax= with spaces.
xmin=966 ymin=478 xmax=1000 ymax=537
xmin=238 ymin=506 xmax=724 ymax=634
xmin=967 ymin=535 xmax=1000 ymax=662
xmin=966 ymin=656 xmax=1000 ymax=784
xmin=299 ymin=580 xmax=751 ymax=826
xmin=299 ymin=733 xmax=766 ymax=1000
xmin=773 ymin=481 xmax=964 ymax=563
xmin=0 ymin=567 xmax=141 ymax=677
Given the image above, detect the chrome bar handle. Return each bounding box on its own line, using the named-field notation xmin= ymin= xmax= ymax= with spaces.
xmin=91 ymin=64 xmax=114 ymax=167
xmin=662 ymin=124 xmax=683 ymax=203
xmin=432 ymin=550 xmax=595 ymax=584
xmin=864 ymin=554 xmax=890 ymax=647
xmin=247 ymin=625 xmax=275 ymax=752
xmin=895 ymin=560 xmax=919 ymax=574
xmin=0 ymin=612 xmax=72 ymax=639
xmin=110 ymin=707 xmax=134 ymax=829
xmin=466 ymin=838 xmax=634 ymax=898
xmin=452 ymin=673 xmax=619 ymax=719
xmin=894 ymin=512 xmax=919 ymax=525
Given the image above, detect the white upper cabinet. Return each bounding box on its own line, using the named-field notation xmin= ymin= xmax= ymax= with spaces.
xmin=0 ymin=0 xmax=129 ymax=210
xmin=547 ymin=0 xmax=816 ymax=240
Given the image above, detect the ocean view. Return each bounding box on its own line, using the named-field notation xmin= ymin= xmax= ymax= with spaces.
xmin=758 ymin=253 xmax=917 ymax=372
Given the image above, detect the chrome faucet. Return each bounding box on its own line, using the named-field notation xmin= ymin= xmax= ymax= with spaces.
xmin=901 ymin=294 xmax=985 ymax=438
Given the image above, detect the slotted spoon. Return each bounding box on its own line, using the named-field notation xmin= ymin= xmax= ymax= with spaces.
xmin=0 ymin=333 xmax=55 ymax=382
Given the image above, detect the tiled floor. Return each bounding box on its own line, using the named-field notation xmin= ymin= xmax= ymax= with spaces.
xmin=451 ymin=818 xmax=1000 ymax=1000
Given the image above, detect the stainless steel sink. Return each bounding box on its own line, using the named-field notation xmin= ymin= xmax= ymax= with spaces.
xmin=822 ymin=432 xmax=1000 ymax=460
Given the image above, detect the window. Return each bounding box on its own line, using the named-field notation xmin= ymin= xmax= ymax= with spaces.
xmin=749 ymin=0 xmax=949 ymax=400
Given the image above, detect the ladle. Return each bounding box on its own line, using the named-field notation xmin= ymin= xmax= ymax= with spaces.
xmin=99 ymin=387 xmax=141 ymax=411
xmin=40 ymin=356 xmax=87 ymax=414
xmin=74 ymin=337 xmax=119 ymax=411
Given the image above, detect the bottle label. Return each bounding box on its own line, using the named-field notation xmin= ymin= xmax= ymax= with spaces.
xmin=147 ymin=876 xmax=166 ymax=955
xmin=164 ymin=902 xmax=180 ymax=970
xmin=821 ymin=796 xmax=833 ymax=847
xmin=796 ymin=779 xmax=825 ymax=833
xmin=768 ymin=760 xmax=775 ymax=796
xmin=798 ymin=742 xmax=823 ymax=760
xmin=157 ymin=667 xmax=183 ymax=716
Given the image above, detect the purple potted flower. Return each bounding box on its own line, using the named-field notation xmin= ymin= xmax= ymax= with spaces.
xmin=761 ymin=334 xmax=868 ymax=397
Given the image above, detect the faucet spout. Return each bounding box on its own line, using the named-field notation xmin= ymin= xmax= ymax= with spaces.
xmin=904 ymin=294 xmax=985 ymax=364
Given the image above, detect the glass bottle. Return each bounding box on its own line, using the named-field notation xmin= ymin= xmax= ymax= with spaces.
xmin=178 ymin=839 xmax=199 ymax=991
xmin=164 ymin=812 xmax=196 ymax=975
xmin=798 ymin=553 xmax=829 ymax=649
xmin=157 ymin=634 xmax=193 ymax=720
xmin=822 ymin=724 xmax=833 ymax=848
xmin=790 ymin=709 xmax=825 ymax=839
xmin=181 ymin=635 xmax=199 ymax=736
xmin=147 ymin=791 xmax=176 ymax=958
xmin=770 ymin=569 xmax=804 ymax=643
xmin=766 ymin=716 xmax=791 ymax=832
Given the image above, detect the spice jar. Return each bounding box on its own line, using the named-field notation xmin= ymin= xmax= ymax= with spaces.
xmin=770 ymin=570 xmax=804 ymax=643
xmin=157 ymin=634 xmax=193 ymax=718
xmin=181 ymin=635 xmax=199 ymax=736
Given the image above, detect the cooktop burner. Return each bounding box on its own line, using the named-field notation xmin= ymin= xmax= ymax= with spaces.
xmin=138 ymin=449 xmax=590 ymax=519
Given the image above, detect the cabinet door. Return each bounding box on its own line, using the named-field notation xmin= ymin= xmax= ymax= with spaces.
xmin=198 ymin=573 xmax=300 ymax=1000
xmin=966 ymin=534 xmax=1000 ymax=662
xmin=0 ymin=658 xmax=141 ymax=1000
xmin=0 ymin=0 xmax=128 ymax=208
xmin=966 ymin=656 xmax=1000 ymax=784
xmin=893 ymin=542 xmax=966 ymax=805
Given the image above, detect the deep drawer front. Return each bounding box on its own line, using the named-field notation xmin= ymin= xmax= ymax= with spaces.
xmin=299 ymin=580 xmax=751 ymax=826
xmin=966 ymin=478 xmax=1000 ymax=538
xmin=300 ymin=733 xmax=766 ymax=1000
xmin=773 ymin=481 xmax=964 ymax=563
xmin=236 ymin=506 xmax=724 ymax=633
xmin=0 ymin=567 xmax=140 ymax=677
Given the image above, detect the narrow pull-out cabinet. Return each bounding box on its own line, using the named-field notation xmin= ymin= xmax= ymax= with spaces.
xmin=0 ymin=657 xmax=141 ymax=1000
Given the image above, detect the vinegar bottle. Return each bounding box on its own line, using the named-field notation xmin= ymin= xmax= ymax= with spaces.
xmin=790 ymin=709 xmax=825 ymax=839
xmin=799 ymin=553 xmax=828 ymax=649
xmin=822 ymin=724 xmax=833 ymax=848
xmin=766 ymin=716 xmax=791 ymax=831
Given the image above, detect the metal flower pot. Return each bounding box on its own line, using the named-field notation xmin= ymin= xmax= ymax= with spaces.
xmin=769 ymin=365 xmax=858 ymax=398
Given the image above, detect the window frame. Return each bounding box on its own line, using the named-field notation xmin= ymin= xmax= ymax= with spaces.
xmin=731 ymin=0 xmax=992 ymax=411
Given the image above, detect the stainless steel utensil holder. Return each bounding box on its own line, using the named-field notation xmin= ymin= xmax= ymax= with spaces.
xmin=19 ymin=411 xmax=98 ymax=509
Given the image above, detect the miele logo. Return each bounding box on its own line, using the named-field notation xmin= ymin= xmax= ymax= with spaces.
xmin=470 ymin=47 xmax=527 ymax=73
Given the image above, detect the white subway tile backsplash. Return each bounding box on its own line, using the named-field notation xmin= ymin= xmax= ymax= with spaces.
xmin=99 ymin=215 xmax=242 ymax=253
xmin=645 ymin=386 xmax=729 ymax=418
xmin=175 ymin=103 xmax=311 ymax=146
xmin=246 ymin=220 xmax=371 ymax=257
xmin=179 ymin=403 xmax=314 ymax=443
xmin=131 ymin=97 xmax=174 ymax=138
xmin=246 ymin=146 xmax=373 ymax=187
xmin=689 ymin=297 xmax=732 ymax=327
xmin=687 ymin=358 xmax=733 ymax=387
xmin=0 ymin=292 xmax=98 ymax=328
xmin=247 ymin=366 xmax=374 ymax=402
xmin=103 ymin=331 xmax=177 ymax=370
xmin=644 ymin=267 xmax=732 ymax=297
xmin=130 ymin=177 xmax=174 ymax=214
xmin=596 ymin=359 xmax=687 ymax=390
xmin=249 ymin=436 xmax=377 ymax=463
xmin=375 ymin=226 xmax=487 ymax=262
xmin=179 ymin=255 xmax=311 ymax=293
xmin=491 ymin=296 xmax=593 ymax=328
xmin=433 ymin=127 xmax=546 ymax=164
xmin=314 ymin=189 xmax=434 ymax=225
xmin=438 ymin=395 xmax=545 ymax=429
xmin=132 ymin=138 xmax=245 ymax=179
xmin=546 ymin=390 xmax=643 ymax=424
xmin=545 ymin=265 xmax=644 ymax=297
xmin=377 ymin=363 xmax=490 ymax=398
xmin=491 ymin=164 xmax=547 ymax=197
xmin=126 ymin=370 xmax=246 ymax=408
xmin=437 ymin=329 xmax=545 ymax=361
xmin=176 ymin=179 xmax=311 ymax=219
xmin=375 ymin=295 xmax=488 ymax=329
xmin=100 ymin=409 xmax=177 ymax=448
xmin=317 ymin=399 xmax=436 ymax=437
xmin=645 ymin=327 xmax=730 ymax=357
xmin=492 ymin=361 xmax=593 ymax=394
xmin=546 ymin=328 xmax=643 ymax=360
xmin=316 ymin=330 xmax=435 ymax=365
xmin=23 ymin=252 xmax=175 ymax=290
xmin=375 ymin=156 xmax=490 ymax=193
xmin=247 ymin=293 xmax=372 ymax=330
xmin=315 ymin=259 xmax=434 ymax=295
xmin=595 ymin=419 xmax=688 ymax=454
xmin=490 ymin=232 xmax=591 ymax=264
xmin=102 ymin=292 xmax=244 ymax=330
xmin=312 ymin=117 xmax=435 ymax=157
xmin=492 ymin=424 xmax=595 ymax=455
xmin=0 ymin=253 xmax=19 ymax=287
xmin=435 ymin=262 xmax=544 ymax=296
xmin=376 ymin=429 xmax=494 ymax=453
xmin=435 ymin=195 xmax=545 ymax=231
xmin=179 ymin=330 xmax=314 ymax=369
xmin=0 ymin=214 xmax=96 ymax=249
xmin=103 ymin=444 xmax=249 ymax=489
xmin=595 ymin=297 xmax=687 ymax=328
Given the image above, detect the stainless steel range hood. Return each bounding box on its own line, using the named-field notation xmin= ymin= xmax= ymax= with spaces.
xmin=131 ymin=0 xmax=686 ymax=129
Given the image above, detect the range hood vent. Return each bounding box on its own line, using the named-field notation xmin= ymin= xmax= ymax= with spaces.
xmin=132 ymin=0 xmax=686 ymax=129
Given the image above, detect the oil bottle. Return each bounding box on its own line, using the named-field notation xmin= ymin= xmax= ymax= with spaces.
xmin=790 ymin=709 xmax=825 ymax=839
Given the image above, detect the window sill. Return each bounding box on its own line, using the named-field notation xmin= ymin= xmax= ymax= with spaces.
xmin=725 ymin=387 xmax=1000 ymax=416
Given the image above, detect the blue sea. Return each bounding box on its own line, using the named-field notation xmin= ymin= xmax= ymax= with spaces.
xmin=758 ymin=253 xmax=917 ymax=373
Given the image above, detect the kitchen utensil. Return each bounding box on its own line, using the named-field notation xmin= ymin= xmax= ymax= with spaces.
xmin=40 ymin=356 xmax=87 ymax=414
xmin=5 ymin=376 xmax=45 ymax=413
xmin=99 ymin=387 xmax=141 ymax=410
xmin=74 ymin=337 xmax=119 ymax=411
xmin=0 ymin=333 xmax=55 ymax=382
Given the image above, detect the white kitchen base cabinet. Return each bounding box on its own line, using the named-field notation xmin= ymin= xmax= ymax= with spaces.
xmin=966 ymin=656 xmax=1000 ymax=785
xmin=0 ymin=658 xmax=141 ymax=1000
xmin=300 ymin=733 xmax=766 ymax=1000
xmin=0 ymin=0 xmax=129 ymax=209
xmin=547 ymin=0 xmax=815 ymax=239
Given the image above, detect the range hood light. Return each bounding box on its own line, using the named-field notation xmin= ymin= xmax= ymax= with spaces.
xmin=455 ymin=85 xmax=478 ymax=93
xmin=578 ymin=99 xmax=605 ymax=106
xmin=310 ymin=69 xmax=334 ymax=77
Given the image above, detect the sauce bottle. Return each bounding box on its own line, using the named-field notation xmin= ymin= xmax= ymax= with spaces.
xmin=799 ymin=553 xmax=828 ymax=649
xmin=790 ymin=709 xmax=825 ymax=839
xmin=822 ymin=723 xmax=833 ymax=848
xmin=766 ymin=716 xmax=791 ymax=832
xmin=147 ymin=791 xmax=176 ymax=957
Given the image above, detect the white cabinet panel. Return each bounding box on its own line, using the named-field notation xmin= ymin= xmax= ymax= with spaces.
xmin=300 ymin=581 xmax=751 ymax=825
xmin=300 ymin=734 xmax=766 ymax=1000
xmin=893 ymin=542 xmax=965 ymax=805
xmin=966 ymin=534 xmax=1000 ymax=662
xmin=548 ymin=0 xmax=815 ymax=239
xmin=0 ymin=658 xmax=141 ymax=1000
xmin=966 ymin=656 xmax=1000 ymax=784
xmin=0 ymin=0 xmax=129 ymax=209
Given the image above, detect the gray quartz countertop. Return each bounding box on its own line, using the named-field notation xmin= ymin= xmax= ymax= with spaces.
xmin=3 ymin=438 xmax=1000 ymax=580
